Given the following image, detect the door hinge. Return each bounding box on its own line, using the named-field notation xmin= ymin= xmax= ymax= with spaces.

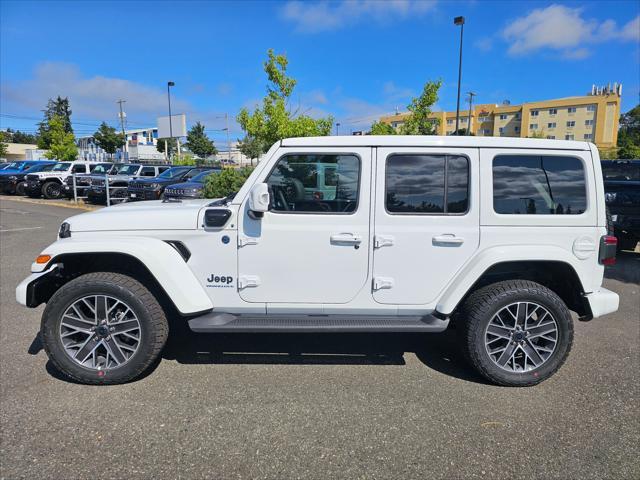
xmin=374 ymin=235 xmax=395 ymax=249
xmin=238 ymin=275 xmax=261 ymax=289
xmin=238 ymin=236 xmax=258 ymax=247
xmin=373 ymin=276 xmax=394 ymax=291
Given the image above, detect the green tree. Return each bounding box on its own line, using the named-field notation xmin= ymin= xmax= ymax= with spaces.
xmin=617 ymin=105 xmax=640 ymax=159
xmin=172 ymin=153 xmax=197 ymax=166
xmin=44 ymin=115 xmax=78 ymax=161
xmin=202 ymin=167 xmax=254 ymax=198
xmin=186 ymin=121 xmax=217 ymax=158
xmin=238 ymin=135 xmax=265 ymax=165
xmin=156 ymin=137 xmax=178 ymax=157
xmin=398 ymin=80 xmax=442 ymax=135
xmin=237 ymin=49 xmax=333 ymax=154
xmin=93 ymin=122 xmax=125 ymax=157
xmin=11 ymin=130 xmax=39 ymax=144
xmin=369 ymin=121 xmax=397 ymax=135
xmin=0 ymin=132 xmax=8 ymax=157
xmin=37 ymin=96 xmax=73 ymax=149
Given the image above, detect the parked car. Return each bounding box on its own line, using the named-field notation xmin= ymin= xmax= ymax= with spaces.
xmin=127 ymin=166 xmax=214 ymax=201
xmin=24 ymin=161 xmax=102 ymax=199
xmin=163 ymin=169 xmax=221 ymax=200
xmin=86 ymin=164 xmax=170 ymax=204
xmin=1 ymin=160 xmax=50 ymax=175
xmin=63 ymin=162 xmax=115 ymax=199
xmin=0 ymin=162 xmax=10 ymax=170
xmin=16 ymin=136 xmax=619 ymax=386
xmin=0 ymin=161 xmax=56 ymax=195
xmin=602 ymin=160 xmax=640 ymax=251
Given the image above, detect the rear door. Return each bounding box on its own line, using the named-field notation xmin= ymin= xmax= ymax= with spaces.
xmin=372 ymin=147 xmax=480 ymax=305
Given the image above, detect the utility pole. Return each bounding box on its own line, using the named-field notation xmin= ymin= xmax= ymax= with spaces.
xmin=167 ymin=81 xmax=175 ymax=162
xmin=335 ymin=122 xmax=341 ymax=136
xmin=466 ymin=92 xmax=476 ymax=135
xmin=117 ymin=99 xmax=127 ymax=162
xmin=225 ymin=113 xmax=231 ymax=164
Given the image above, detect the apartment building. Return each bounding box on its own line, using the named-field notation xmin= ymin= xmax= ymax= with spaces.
xmin=379 ymin=84 xmax=622 ymax=148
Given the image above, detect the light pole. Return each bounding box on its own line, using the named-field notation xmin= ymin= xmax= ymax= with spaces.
xmin=167 ymin=81 xmax=175 ymax=160
xmin=466 ymin=91 xmax=476 ymax=135
xmin=335 ymin=122 xmax=341 ymax=136
xmin=454 ymin=16 xmax=465 ymax=135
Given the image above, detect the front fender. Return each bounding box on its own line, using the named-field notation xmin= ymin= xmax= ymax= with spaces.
xmin=436 ymin=245 xmax=589 ymax=315
xmin=30 ymin=237 xmax=213 ymax=315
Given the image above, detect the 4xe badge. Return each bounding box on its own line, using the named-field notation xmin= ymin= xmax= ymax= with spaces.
xmin=206 ymin=274 xmax=234 ymax=288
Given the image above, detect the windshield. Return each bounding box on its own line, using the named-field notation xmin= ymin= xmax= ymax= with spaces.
xmin=4 ymin=162 xmax=27 ymax=170
xmin=114 ymin=164 xmax=140 ymax=175
xmin=191 ymin=170 xmax=219 ymax=182
xmin=51 ymin=162 xmax=71 ymax=171
xmin=158 ymin=167 xmax=192 ymax=179
xmin=91 ymin=164 xmax=113 ymax=174
xmin=25 ymin=163 xmax=55 ymax=173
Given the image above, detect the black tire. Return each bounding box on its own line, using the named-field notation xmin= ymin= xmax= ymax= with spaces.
xmin=42 ymin=181 xmax=63 ymax=199
xmin=41 ymin=272 xmax=168 ymax=385
xmin=459 ymin=280 xmax=573 ymax=387
xmin=15 ymin=182 xmax=26 ymax=196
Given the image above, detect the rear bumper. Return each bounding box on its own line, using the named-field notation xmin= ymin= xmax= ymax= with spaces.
xmin=584 ymin=288 xmax=619 ymax=319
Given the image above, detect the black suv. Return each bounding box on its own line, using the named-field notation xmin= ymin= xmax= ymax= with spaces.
xmin=127 ymin=167 xmax=214 ymax=201
xmin=602 ymin=160 xmax=640 ymax=251
xmin=163 ymin=169 xmax=220 ymax=199
xmin=64 ymin=162 xmax=115 ymax=199
xmin=0 ymin=161 xmax=56 ymax=195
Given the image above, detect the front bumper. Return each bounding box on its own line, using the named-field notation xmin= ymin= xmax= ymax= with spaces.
xmin=584 ymin=288 xmax=619 ymax=319
xmin=25 ymin=180 xmax=43 ymax=194
xmin=0 ymin=179 xmax=18 ymax=193
xmin=16 ymin=265 xmax=59 ymax=307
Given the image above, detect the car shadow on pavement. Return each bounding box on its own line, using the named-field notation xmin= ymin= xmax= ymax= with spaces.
xmin=604 ymin=250 xmax=640 ymax=284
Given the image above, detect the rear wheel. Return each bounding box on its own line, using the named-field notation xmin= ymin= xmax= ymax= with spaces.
xmin=459 ymin=280 xmax=573 ymax=386
xmin=42 ymin=181 xmax=63 ymax=199
xmin=41 ymin=272 xmax=168 ymax=385
xmin=15 ymin=182 xmax=26 ymax=196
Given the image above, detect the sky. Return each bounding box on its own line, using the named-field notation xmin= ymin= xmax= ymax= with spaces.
xmin=1 ymin=0 xmax=639 ymax=148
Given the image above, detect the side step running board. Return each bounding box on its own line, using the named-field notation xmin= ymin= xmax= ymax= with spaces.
xmin=188 ymin=313 xmax=449 ymax=333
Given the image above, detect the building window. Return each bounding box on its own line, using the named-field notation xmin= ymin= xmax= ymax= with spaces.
xmin=587 ymin=105 xmax=596 ymax=112
xmin=547 ymin=135 xmax=556 ymax=139
xmin=565 ymin=134 xmax=575 ymax=140
xmin=479 ymin=116 xmax=489 ymax=122
xmin=515 ymin=126 xmax=520 ymax=133
xmin=568 ymin=107 xmax=577 ymax=114
xmin=483 ymin=129 xmax=491 ymax=135
xmin=447 ymin=119 xmax=454 ymax=125
xmin=549 ymin=108 xmax=558 ymax=115
xmin=530 ymin=123 xmax=538 ymax=130
xmin=386 ymin=154 xmax=469 ymax=214
xmin=531 ymin=110 xmax=539 ymax=117
xmin=566 ymin=121 xmax=575 ymax=128
xmin=492 ymin=155 xmax=586 ymax=215
xmin=499 ymin=114 xmax=507 ymax=120
xmin=266 ymin=154 xmax=360 ymax=214
xmin=460 ymin=118 xmax=467 ymax=123
xmin=584 ymin=134 xmax=593 ymax=140
xmin=515 ymin=113 xmax=521 ymax=119
xmin=548 ymin=122 xmax=556 ymax=129
xmin=585 ymin=119 xmax=594 ymax=126
xmin=499 ymin=127 xmax=505 ymax=135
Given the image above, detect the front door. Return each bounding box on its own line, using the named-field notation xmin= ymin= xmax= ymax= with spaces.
xmin=237 ymin=147 xmax=371 ymax=304
xmin=372 ymin=147 xmax=480 ymax=305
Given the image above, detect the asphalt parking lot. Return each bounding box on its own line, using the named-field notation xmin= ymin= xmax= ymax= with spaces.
xmin=0 ymin=197 xmax=638 ymax=480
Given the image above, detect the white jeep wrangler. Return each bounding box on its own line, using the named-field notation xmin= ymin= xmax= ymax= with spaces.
xmin=16 ymin=136 xmax=619 ymax=386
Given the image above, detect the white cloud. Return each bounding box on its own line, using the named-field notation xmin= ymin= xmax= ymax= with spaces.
xmin=502 ymin=5 xmax=640 ymax=58
xmin=282 ymin=0 xmax=437 ymax=33
xmin=383 ymin=81 xmax=415 ymax=101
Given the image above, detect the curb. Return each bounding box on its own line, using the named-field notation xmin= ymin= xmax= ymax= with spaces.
xmin=0 ymin=196 xmax=102 ymax=211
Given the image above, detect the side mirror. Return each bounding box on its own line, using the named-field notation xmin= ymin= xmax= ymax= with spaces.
xmin=248 ymin=183 xmax=270 ymax=217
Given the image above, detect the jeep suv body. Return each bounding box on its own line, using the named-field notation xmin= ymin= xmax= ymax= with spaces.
xmin=16 ymin=136 xmax=619 ymax=386
xmin=25 ymin=161 xmax=102 ymax=199
xmin=63 ymin=162 xmax=115 ymax=199
xmin=127 ymin=166 xmax=214 ymax=201
xmin=86 ymin=164 xmax=170 ymax=203
xmin=0 ymin=161 xmax=56 ymax=195
xmin=164 ymin=169 xmax=221 ymax=200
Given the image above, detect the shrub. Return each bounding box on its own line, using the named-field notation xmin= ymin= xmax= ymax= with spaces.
xmin=202 ymin=167 xmax=255 ymax=198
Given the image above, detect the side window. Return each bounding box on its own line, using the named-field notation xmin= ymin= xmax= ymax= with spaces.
xmin=265 ymin=154 xmax=360 ymax=213
xmin=385 ymin=154 xmax=469 ymax=214
xmin=72 ymin=164 xmax=86 ymax=173
xmin=493 ymin=155 xmax=586 ymax=215
xmin=141 ymin=167 xmax=156 ymax=177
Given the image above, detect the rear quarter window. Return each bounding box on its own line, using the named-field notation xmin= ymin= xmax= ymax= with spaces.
xmin=493 ymin=155 xmax=587 ymax=215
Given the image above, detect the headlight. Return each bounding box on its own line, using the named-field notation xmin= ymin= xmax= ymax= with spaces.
xmin=8 ymin=175 xmax=18 ymax=181
xmin=150 ymin=183 xmax=161 ymax=189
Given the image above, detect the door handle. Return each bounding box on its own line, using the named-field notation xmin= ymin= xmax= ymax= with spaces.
xmin=433 ymin=234 xmax=464 ymax=245
xmin=330 ymin=233 xmax=362 ymax=245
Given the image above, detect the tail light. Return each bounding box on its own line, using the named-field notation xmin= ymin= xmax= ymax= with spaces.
xmin=599 ymin=235 xmax=617 ymax=265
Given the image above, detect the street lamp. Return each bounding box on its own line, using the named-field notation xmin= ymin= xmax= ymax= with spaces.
xmin=335 ymin=122 xmax=341 ymax=136
xmin=454 ymin=16 xmax=465 ymax=136
xmin=167 ymin=81 xmax=175 ymax=160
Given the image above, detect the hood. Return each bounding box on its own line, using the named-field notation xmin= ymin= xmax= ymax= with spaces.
xmin=165 ymin=181 xmax=203 ymax=190
xmin=65 ymin=198 xmax=217 ymax=232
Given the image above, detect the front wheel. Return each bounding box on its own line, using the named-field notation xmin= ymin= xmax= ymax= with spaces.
xmin=41 ymin=272 xmax=168 ymax=385
xmin=42 ymin=181 xmax=63 ymax=199
xmin=459 ymin=280 xmax=573 ymax=387
xmin=15 ymin=181 xmax=26 ymax=196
